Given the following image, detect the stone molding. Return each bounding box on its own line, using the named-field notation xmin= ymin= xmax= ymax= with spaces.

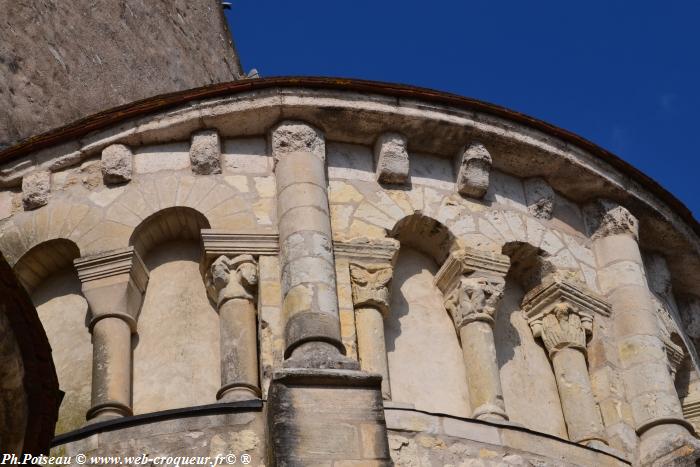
xmin=201 ymin=231 xmax=403 ymax=268
xmin=435 ymin=247 xmax=510 ymax=297
xmin=522 ymin=275 xmax=611 ymax=355
xmin=584 ymin=199 xmax=639 ymax=240
xmin=74 ymin=246 xmax=148 ymax=292
xmin=349 ymin=263 xmax=393 ymax=317
xmin=205 ymin=254 xmax=258 ymax=307
xmin=200 ymin=230 xmax=278 ymax=272
xmin=334 ymin=237 xmax=399 ymax=264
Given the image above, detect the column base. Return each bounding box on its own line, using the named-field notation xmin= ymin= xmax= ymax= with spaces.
xmin=268 ymin=367 xmax=391 ymax=466
xmin=85 ymin=402 xmax=131 ymax=425
xmin=216 ymin=384 xmax=261 ymax=402
xmin=473 ymin=403 xmax=509 ymax=422
xmin=638 ymin=423 xmax=700 ymax=467
xmin=283 ymin=341 xmax=360 ymax=370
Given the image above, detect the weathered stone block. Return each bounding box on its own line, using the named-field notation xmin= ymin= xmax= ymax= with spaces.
xmin=101 ymin=144 xmax=133 ymax=184
xmin=584 ymin=199 xmax=639 ymax=240
xmin=21 ymin=171 xmax=51 ymax=210
xmin=270 ymin=121 xmax=325 ymax=161
xmin=190 ymin=129 xmax=222 ymax=175
xmin=455 ymin=142 xmax=492 ymax=199
xmin=523 ymin=177 xmax=555 ymax=219
xmin=374 ymin=132 xmax=409 ymax=185
xmin=267 ymin=368 xmax=391 ymax=465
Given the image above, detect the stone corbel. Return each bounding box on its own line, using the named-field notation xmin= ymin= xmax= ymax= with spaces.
xmin=454 ymin=142 xmax=492 ymax=199
xmin=435 ymin=247 xmax=510 ymax=421
xmin=74 ymin=247 xmax=148 ymax=422
xmin=522 ymin=275 xmax=610 ymax=446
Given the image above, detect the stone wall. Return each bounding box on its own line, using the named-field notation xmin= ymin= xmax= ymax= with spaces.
xmin=0 ymin=0 xmax=242 ymax=149
xmin=1 ymin=84 xmax=699 ymax=465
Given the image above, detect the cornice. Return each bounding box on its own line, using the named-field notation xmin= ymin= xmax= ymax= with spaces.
xmin=521 ymin=275 xmax=612 ymax=324
xmin=73 ymin=246 xmax=148 ymax=292
xmin=435 ymin=248 xmax=510 ymax=295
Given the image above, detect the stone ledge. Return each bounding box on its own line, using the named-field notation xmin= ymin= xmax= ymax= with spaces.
xmin=51 ymin=399 xmax=263 ymax=447
xmin=384 ymin=407 xmax=632 ymax=465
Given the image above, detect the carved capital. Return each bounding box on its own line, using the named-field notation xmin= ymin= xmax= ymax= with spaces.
xmin=436 ymin=248 xmax=509 ymax=330
xmin=74 ymin=247 xmax=148 ymax=332
xmin=445 ymin=275 xmax=505 ymax=328
xmin=349 ymin=262 xmax=393 ymax=317
xmin=536 ymin=302 xmax=592 ymax=356
xmin=584 ymin=199 xmax=639 ymax=240
xmin=206 ymin=254 xmax=258 ymax=308
xmin=522 ymin=275 xmax=611 ymax=357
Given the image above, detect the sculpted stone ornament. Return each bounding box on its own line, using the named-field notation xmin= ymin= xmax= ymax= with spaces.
xmin=584 ymin=199 xmax=639 ymax=240
xmin=207 ymin=254 xmax=258 ymax=306
xmin=349 ymin=263 xmax=392 ymax=316
xmin=445 ymin=276 xmax=505 ymax=329
xmin=455 ymin=142 xmax=492 ymax=199
xmin=436 ymin=248 xmax=510 ymax=421
xmin=206 ymin=254 xmax=261 ymax=401
xmin=533 ymin=302 xmax=592 ymax=357
xmin=350 ymin=261 xmax=394 ymax=399
xmin=522 ymin=276 xmax=608 ymax=446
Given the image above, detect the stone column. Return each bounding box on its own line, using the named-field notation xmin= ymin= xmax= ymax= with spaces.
xmin=271 ymin=120 xmax=356 ymax=369
xmin=350 ymin=262 xmax=393 ymax=400
xmin=522 ymin=276 xmax=610 ymax=445
xmin=267 ymin=122 xmax=390 ymax=465
xmin=436 ymin=248 xmax=510 ymax=422
xmin=74 ymin=247 xmax=148 ymax=423
xmin=206 ymin=254 xmax=260 ymax=402
xmin=586 ymin=199 xmax=699 ymax=465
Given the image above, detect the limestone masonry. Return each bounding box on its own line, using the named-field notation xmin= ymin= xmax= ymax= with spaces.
xmin=1 ymin=14 xmax=700 ymax=466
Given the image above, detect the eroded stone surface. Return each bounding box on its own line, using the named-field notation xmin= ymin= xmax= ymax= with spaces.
xmin=101 ymin=144 xmax=133 ymax=184
xmin=524 ymin=177 xmax=555 ymax=220
xmin=456 ymin=142 xmax=492 ymax=199
xmin=21 ymin=170 xmax=50 ymax=209
xmin=375 ymin=132 xmax=409 ymax=184
xmin=190 ymin=130 xmax=222 ymax=175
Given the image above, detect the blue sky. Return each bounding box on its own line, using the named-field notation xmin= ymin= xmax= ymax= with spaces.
xmin=225 ymin=1 xmax=699 ymax=216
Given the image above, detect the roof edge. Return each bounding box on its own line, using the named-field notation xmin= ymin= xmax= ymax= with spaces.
xmin=1 ymin=76 xmax=696 ymax=235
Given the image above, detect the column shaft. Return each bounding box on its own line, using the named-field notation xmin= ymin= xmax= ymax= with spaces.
xmin=596 ymin=233 xmax=689 ymax=431
xmin=272 ymin=121 xmax=354 ymax=368
xmin=218 ymin=298 xmax=260 ymax=401
xmin=586 ymin=200 xmax=699 ymax=464
xmin=551 ymin=347 xmax=605 ymax=444
xmin=356 ymin=306 xmax=391 ymax=400
xmin=74 ymin=247 xmax=147 ymax=423
xmin=459 ymin=321 xmax=507 ymax=420
xmin=89 ymin=317 xmax=132 ymax=420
